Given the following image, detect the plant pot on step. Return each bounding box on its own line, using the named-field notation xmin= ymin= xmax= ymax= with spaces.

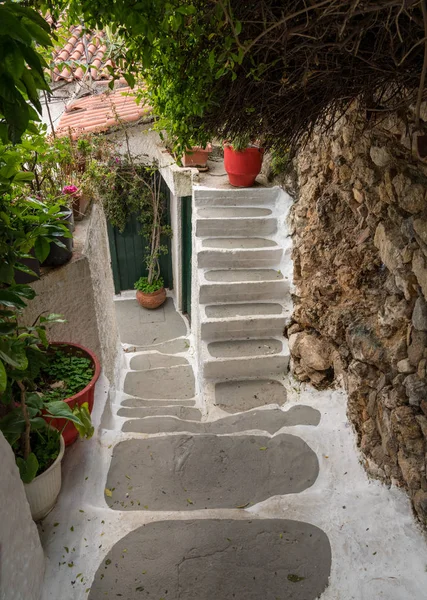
xmin=182 ymin=144 xmax=212 ymax=171
xmin=42 ymin=342 xmax=101 ymax=446
xmin=136 ymin=287 xmax=167 ymax=309
xmin=224 ymin=144 xmax=264 ymax=187
xmin=24 ymin=434 xmax=65 ymax=521
xmin=72 ymin=193 xmax=91 ymax=221
xmin=42 ymin=205 xmax=74 ymax=267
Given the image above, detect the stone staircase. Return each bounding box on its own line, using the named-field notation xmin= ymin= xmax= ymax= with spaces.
xmin=193 ymin=187 xmax=293 ymax=388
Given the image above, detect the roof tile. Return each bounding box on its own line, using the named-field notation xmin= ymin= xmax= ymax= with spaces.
xmin=55 ymin=86 xmax=152 ymax=138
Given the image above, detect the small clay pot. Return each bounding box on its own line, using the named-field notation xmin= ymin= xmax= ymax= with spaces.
xmin=136 ymin=287 xmax=167 ymax=309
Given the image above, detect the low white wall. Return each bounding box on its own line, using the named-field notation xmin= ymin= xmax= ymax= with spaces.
xmin=0 ymin=432 xmax=45 ymax=600
xmin=21 ymin=205 xmax=120 ymax=382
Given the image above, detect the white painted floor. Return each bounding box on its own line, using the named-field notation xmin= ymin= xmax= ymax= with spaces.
xmin=38 ymin=293 xmax=427 ymax=600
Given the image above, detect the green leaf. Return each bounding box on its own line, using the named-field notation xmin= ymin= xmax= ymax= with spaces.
xmin=0 ymin=289 xmax=27 ymax=309
xmin=0 ymin=323 xmax=16 ymax=335
xmin=34 ymin=237 xmax=50 ymax=263
xmin=11 ymin=285 xmax=36 ymax=300
xmin=16 ymin=453 xmax=39 ymax=484
xmin=13 ymin=170 xmax=35 ymax=182
xmin=72 ymin=402 xmax=94 ymax=439
xmin=0 ymin=262 xmax=14 ymax=285
xmin=0 ymin=340 xmax=28 ymax=369
xmin=44 ymin=401 xmax=85 ymax=427
xmin=0 ymin=360 xmax=6 ymax=393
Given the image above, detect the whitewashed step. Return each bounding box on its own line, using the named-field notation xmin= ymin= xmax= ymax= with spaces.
xmin=198 ymin=207 xmax=273 ymax=218
xmin=201 ymin=303 xmax=291 ymax=341
xmin=202 ymin=337 xmax=289 ymax=380
xmin=199 ymin=275 xmax=289 ymax=303
xmin=198 ymin=239 xmax=282 ymax=268
xmin=196 ymin=216 xmax=276 ymax=237
xmin=193 ymin=187 xmax=280 ymax=207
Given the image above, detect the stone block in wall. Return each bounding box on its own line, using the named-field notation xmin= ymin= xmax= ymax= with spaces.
xmin=374 ymin=221 xmax=405 ymax=272
xmin=346 ymin=322 xmax=385 ymax=367
xmin=412 ymin=250 xmax=427 ymax=298
xmin=413 ymin=296 xmax=427 ymax=330
xmin=414 ymin=218 xmax=427 ymax=247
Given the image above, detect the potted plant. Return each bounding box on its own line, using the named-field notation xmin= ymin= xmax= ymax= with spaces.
xmin=37 ymin=342 xmax=101 ymax=446
xmin=100 ymin=158 xmax=171 ymax=310
xmin=62 ymin=184 xmax=90 ymax=221
xmin=223 ymin=136 xmax=264 ymax=187
xmin=135 ymin=275 xmax=166 ymax=309
xmin=0 ymin=298 xmax=93 ymax=520
xmin=182 ymin=143 xmax=212 ymax=171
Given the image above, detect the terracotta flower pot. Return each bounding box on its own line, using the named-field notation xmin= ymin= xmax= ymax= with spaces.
xmin=224 ymin=144 xmax=264 ymax=187
xmin=182 ymin=144 xmax=212 ymax=170
xmin=136 ymin=287 xmax=167 ymax=309
xmin=72 ymin=193 xmax=91 ymax=221
xmin=42 ymin=342 xmax=101 ymax=446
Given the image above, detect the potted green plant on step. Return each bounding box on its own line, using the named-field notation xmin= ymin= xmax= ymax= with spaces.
xmin=101 ymin=158 xmax=171 ymax=310
xmin=134 ymin=167 xmax=171 ymax=309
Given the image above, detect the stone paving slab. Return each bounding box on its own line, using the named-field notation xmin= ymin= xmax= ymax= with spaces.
xmin=121 ymin=396 xmax=196 ymax=407
xmin=208 ymin=338 xmax=282 ymax=358
xmin=124 ymin=365 xmax=195 ymax=399
xmin=215 ymin=378 xmax=287 ymax=412
xmin=122 ymin=406 xmax=320 ymax=434
xmin=129 ymin=353 xmax=188 ymax=370
xmin=116 ymin=297 xmax=187 ymax=346
xmin=126 ymin=338 xmax=190 ymax=354
xmin=118 ymin=405 xmax=202 ymax=420
xmin=105 ymin=433 xmax=319 ymax=510
xmin=88 ymin=519 xmax=331 ymax=600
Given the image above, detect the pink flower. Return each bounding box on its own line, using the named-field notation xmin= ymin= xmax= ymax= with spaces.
xmin=62 ymin=185 xmax=79 ymax=195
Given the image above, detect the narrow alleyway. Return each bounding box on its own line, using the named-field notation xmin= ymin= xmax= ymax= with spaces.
xmin=39 ymin=289 xmax=427 ymax=600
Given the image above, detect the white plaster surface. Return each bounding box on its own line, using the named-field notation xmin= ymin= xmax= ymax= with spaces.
xmin=0 ymin=432 xmax=45 ymax=600
xmin=38 ymin=300 xmax=427 ymax=600
xmin=38 ymin=184 xmax=427 ymax=600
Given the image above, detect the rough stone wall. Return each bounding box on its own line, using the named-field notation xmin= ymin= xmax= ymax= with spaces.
xmin=287 ymin=110 xmax=427 ymax=523
xmin=0 ymin=432 xmax=45 ymax=600
xmin=21 ymin=205 xmax=119 ymax=382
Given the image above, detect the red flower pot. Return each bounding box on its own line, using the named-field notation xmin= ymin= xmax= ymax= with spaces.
xmin=223 ymin=144 xmax=264 ymax=187
xmin=182 ymin=144 xmax=212 ymax=169
xmin=43 ymin=342 xmax=101 ymax=446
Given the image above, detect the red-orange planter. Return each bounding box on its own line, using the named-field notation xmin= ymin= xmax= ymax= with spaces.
xmin=136 ymin=287 xmax=167 ymax=309
xmin=43 ymin=342 xmax=101 ymax=446
xmin=182 ymin=144 xmax=212 ymax=169
xmin=224 ymin=144 xmax=264 ymax=187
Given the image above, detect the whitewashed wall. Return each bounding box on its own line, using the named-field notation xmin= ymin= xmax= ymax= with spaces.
xmin=0 ymin=433 xmax=45 ymax=600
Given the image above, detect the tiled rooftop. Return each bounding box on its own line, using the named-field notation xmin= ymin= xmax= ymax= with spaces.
xmin=51 ymin=25 xmax=114 ymax=82
xmin=55 ymin=86 xmax=152 ymax=138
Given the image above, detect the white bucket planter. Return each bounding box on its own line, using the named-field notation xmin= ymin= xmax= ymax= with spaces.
xmin=24 ymin=435 xmax=65 ymax=521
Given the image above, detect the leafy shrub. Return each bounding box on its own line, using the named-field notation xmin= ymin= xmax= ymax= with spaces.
xmin=37 ymin=350 xmax=94 ymax=401
xmin=134 ymin=276 xmax=164 ymax=294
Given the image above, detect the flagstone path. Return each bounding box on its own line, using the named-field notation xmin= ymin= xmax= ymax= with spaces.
xmin=39 ymin=294 xmax=427 ymax=600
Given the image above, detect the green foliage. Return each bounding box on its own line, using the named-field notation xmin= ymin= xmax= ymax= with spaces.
xmin=37 ymin=349 xmax=94 ymax=401
xmin=0 ymin=3 xmax=53 ymax=144
xmin=42 ymin=0 xmax=240 ymax=155
xmin=134 ymin=276 xmax=164 ymax=294
xmin=100 ymin=159 xmax=171 ymax=285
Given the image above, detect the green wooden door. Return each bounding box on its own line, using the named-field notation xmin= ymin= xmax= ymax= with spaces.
xmin=108 ymin=178 xmax=173 ymax=294
xmin=181 ymin=196 xmax=192 ymax=317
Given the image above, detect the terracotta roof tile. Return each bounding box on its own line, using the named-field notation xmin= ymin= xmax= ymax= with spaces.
xmin=55 ymin=87 xmax=152 ymax=138
xmin=52 ymin=26 xmax=114 ymax=82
